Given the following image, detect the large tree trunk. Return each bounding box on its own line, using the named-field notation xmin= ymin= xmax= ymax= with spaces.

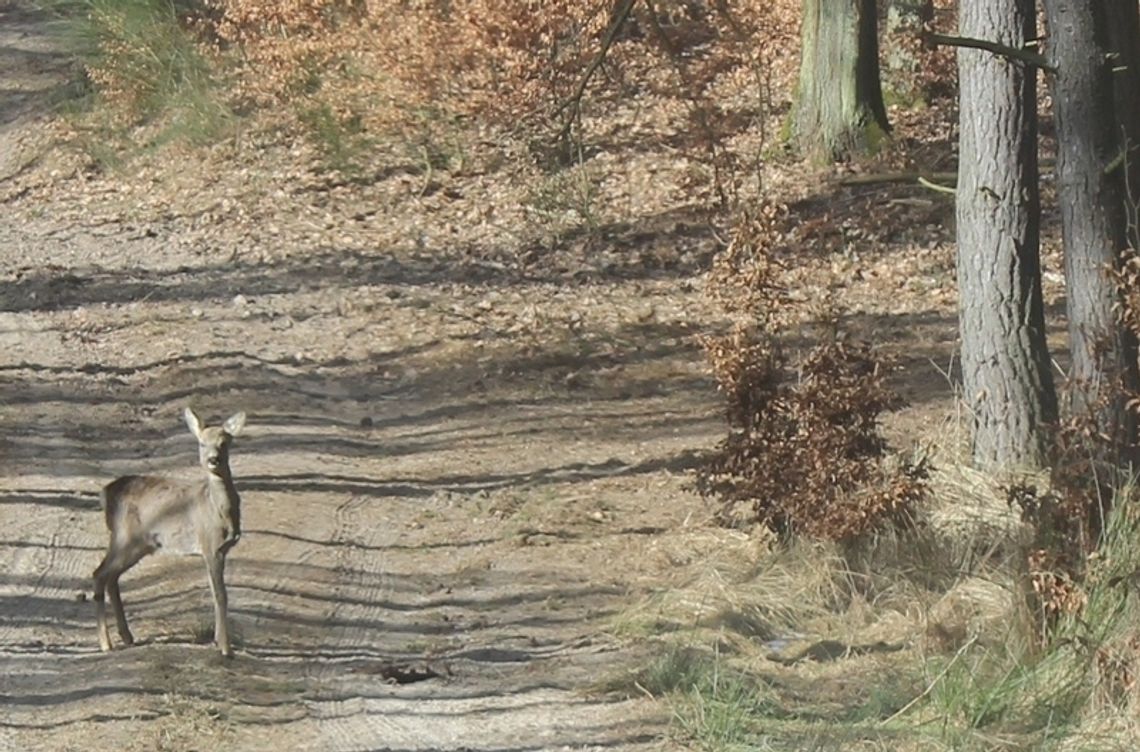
xmin=1044 ymin=0 xmax=1139 ymax=468
xmin=956 ymin=0 xmax=1057 ymax=470
xmin=796 ymin=0 xmax=890 ymax=162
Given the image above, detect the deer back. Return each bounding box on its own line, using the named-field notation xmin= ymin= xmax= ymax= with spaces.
xmin=101 ymin=475 xmax=237 ymax=557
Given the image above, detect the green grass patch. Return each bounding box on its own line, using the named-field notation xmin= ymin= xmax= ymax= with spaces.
xmin=47 ymin=0 xmax=232 ymax=163
xmin=906 ymin=486 xmax=1140 ymax=748
xmin=628 ymin=644 xmax=932 ymax=751
xmin=524 ymin=161 xmax=603 ymax=240
xmin=298 ymin=100 xmax=372 ymax=174
xmin=923 ymin=643 xmax=1080 ymax=735
xmin=638 ymin=647 xmax=780 ymax=750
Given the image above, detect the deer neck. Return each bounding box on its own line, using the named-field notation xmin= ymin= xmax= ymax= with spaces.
xmin=205 ymin=467 xmax=242 ymax=539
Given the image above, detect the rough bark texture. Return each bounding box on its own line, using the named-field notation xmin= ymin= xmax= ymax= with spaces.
xmin=796 ymin=0 xmax=891 ymax=161
xmin=956 ymin=0 xmax=1057 ymax=470
xmin=1044 ymin=0 xmax=1138 ymax=465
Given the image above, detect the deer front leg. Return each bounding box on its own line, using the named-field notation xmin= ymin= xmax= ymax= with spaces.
xmin=204 ymin=552 xmax=232 ymax=657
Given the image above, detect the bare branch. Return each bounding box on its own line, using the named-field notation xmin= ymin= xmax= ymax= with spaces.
xmin=838 ymin=171 xmax=958 ymax=187
xmin=926 ymin=31 xmax=1057 ymax=73
xmin=555 ymin=0 xmax=639 ymax=143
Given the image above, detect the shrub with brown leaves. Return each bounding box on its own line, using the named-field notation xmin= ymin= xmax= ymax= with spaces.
xmin=1007 ymin=481 xmax=1090 ymax=629
xmin=697 ymin=205 xmax=926 ymax=542
xmin=196 ymin=1 xmax=797 ymax=145
xmin=208 ymin=0 xmax=615 ymax=123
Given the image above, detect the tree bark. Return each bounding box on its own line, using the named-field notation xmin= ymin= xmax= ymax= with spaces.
xmin=1044 ymin=0 xmax=1138 ymax=467
xmin=796 ymin=0 xmax=891 ymax=162
xmin=956 ymin=0 xmax=1057 ymax=470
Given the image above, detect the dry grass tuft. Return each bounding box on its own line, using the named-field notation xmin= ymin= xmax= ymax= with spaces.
xmin=622 ymin=528 xmax=844 ymax=639
xmin=925 ymin=461 xmax=1028 ymax=553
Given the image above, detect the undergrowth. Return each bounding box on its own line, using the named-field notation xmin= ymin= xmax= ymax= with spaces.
xmin=696 ymin=203 xmax=928 ymax=541
xmin=61 ymin=0 xmax=232 ymax=156
xmin=47 ymin=0 xmax=799 ymax=190
xmin=643 ymin=194 xmax=1140 ymax=749
xmin=613 ymin=484 xmax=1140 ymax=751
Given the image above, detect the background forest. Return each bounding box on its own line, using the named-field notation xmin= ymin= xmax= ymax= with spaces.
xmin=6 ymin=0 xmax=1140 ymax=750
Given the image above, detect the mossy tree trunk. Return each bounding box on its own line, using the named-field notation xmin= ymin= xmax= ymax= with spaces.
xmin=956 ymin=0 xmax=1056 ymax=470
xmin=795 ymin=0 xmax=891 ymax=161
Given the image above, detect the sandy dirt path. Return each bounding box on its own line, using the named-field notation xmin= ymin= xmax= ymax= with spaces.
xmin=0 ymin=5 xmax=722 ymax=750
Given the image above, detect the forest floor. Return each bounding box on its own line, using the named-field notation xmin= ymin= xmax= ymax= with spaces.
xmin=0 ymin=3 xmax=1071 ymax=751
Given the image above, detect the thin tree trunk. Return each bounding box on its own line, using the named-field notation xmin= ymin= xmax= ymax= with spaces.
xmin=956 ymin=0 xmax=1056 ymax=470
xmin=1106 ymin=7 xmax=1140 ymax=427
xmin=1044 ymin=0 xmax=1138 ymax=469
xmin=1105 ymin=3 xmax=1140 ymax=244
xmin=883 ymin=0 xmax=934 ymax=102
xmin=796 ymin=0 xmax=890 ymax=162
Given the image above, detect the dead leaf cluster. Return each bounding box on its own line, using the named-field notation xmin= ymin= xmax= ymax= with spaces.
xmin=697 ymin=205 xmax=928 ymax=542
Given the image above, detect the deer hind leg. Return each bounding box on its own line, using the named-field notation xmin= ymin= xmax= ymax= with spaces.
xmin=93 ymin=545 xmax=146 ymax=651
xmin=204 ymin=552 xmax=232 ymax=657
xmin=92 ymin=558 xmax=114 ymax=652
xmin=106 ymin=574 xmax=134 ymax=646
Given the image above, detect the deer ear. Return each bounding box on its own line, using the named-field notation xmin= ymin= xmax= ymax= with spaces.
xmin=224 ymin=412 xmax=247 ymax=437
xmin=184 ymin=407 xmax=204 ymax=438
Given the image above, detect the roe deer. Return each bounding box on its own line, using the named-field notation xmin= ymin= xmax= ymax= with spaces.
xmin=93 ymin=408 xmax=247 ymax=657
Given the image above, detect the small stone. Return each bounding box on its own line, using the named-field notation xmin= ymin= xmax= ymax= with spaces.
xmin=635 ymin=304 xmax=656 ymax=322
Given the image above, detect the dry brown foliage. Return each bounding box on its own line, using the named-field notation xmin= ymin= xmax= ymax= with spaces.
xmin=1008 ymin=478 xmax=1089 ymax=628
xmin=1004 ymin=252 xmax=1140 ymax=637
xmin=150 ymin=0 xmax=797 ymax=167
xmin=204 ymin=1 xmax=791 ymax=126
xmin=697 ymin=205 xmax=927 ymax=542
xmin=79 ymin=0 xmax=803 ymax=207
xmin=1094 ymin=636 xmax=1140 ymax=702
xmin=1113 ymin=252 xmax=1140 ymax=350
xmin=1003 ymin=394 xmax=1123 ymax=633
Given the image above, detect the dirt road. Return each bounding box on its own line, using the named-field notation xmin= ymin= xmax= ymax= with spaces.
xmin=0 ymin=6 xmax=721 ymax=750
